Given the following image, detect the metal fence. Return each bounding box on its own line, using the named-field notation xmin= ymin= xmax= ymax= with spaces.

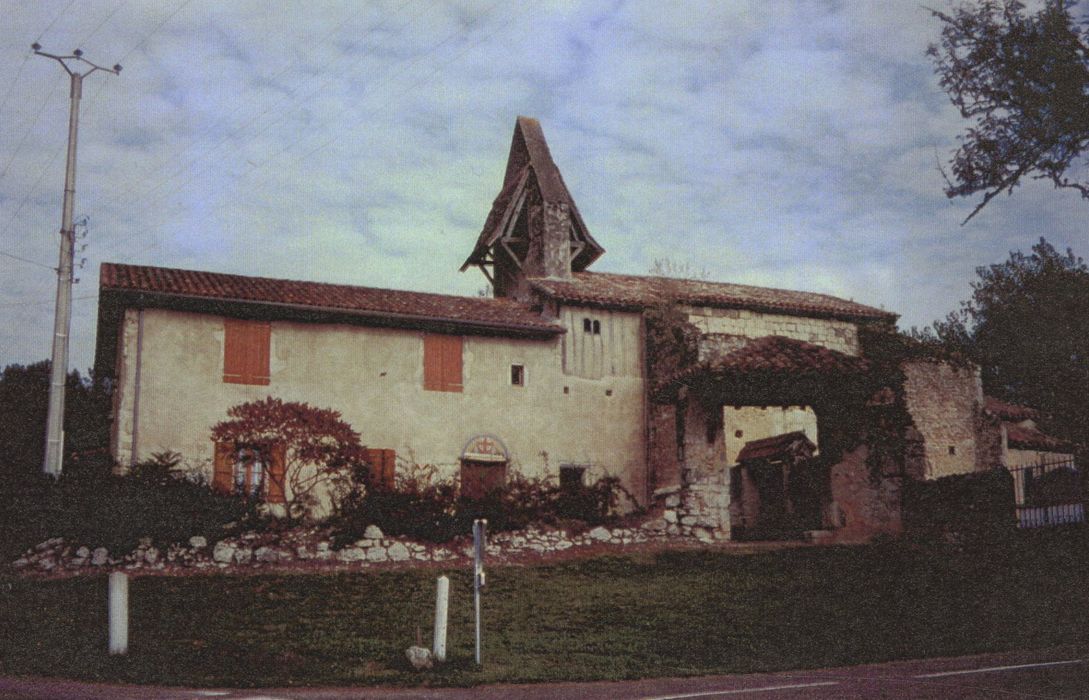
xmin=1008 ymin=457 xmax=1085 ymax=528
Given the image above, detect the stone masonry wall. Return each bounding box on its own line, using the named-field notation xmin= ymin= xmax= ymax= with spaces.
xmin=901 ymin=360 xmax=984 ymax=480
xmin=685 ymin=307 xmax=859 ymax=355
xmin=827 ymin=445 xmax=903 ymax=543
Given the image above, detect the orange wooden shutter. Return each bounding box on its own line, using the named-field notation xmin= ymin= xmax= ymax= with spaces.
xmin=223 ymin=319 xmax=246 ymax=383
xmin=442 ymin=336 xmax=463 ymax=391
xmin=213 ymin=441 xmax=233 ymax=493
xmin=423 ymin=335 xmax=443 ymax=390
xmin=250 ymin=321 xmax=271 ymax=385
xmin=223 ymin=319 xmax=270 ymax=385
xmin=381 ymin=449 xmax=396 ymax=489
xmin=266 ymin=443 xmax=286 ymax=504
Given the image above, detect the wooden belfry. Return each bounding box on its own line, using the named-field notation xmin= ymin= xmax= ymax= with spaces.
xmin=460 ymin=117 xmax=604 ymax=300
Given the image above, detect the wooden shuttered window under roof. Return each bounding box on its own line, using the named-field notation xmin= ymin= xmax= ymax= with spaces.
xmin=223 ymin=319 xmax=270 ymax=385
xmin=423 ymin=334 xmax=463 ymax=392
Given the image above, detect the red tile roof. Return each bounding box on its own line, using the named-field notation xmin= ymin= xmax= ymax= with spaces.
xmin=531 ymin=271 xmax=897 ymax=322
xmin=1005 ymin=423 xmax=1070 ymax=452
xmin=985 ymin=397 xmax=1040 ymax=422
xmin=737 ymin=431 xmax=816 ymax=463
xmin=669 ymin=335 xmax=870 ymax=387
xmin=99 ymin=263 xmax=563 ymax=335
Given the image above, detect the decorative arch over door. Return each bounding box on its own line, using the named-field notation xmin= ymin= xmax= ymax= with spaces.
xmin=460 ymin=434 xmax=510 ymax=498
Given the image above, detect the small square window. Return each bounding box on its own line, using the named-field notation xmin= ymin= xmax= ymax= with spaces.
xmin=948 ymin=445 xmax=956 ymax=456
xmin=511 ymin=364 xmax=525 ymax=386
xmin=560 ymin=465 xmax=586 ymax=490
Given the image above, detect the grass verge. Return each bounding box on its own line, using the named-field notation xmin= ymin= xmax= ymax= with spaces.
xmin=1 ymin=530 xmax=1088 ymax=687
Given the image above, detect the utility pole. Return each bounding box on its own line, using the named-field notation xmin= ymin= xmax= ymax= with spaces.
xmin=34 ymin=44 xmax=121 ymax=477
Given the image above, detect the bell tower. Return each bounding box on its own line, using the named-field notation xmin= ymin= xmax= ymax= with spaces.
xmin=461 ymin=117 xmax=604 ymax=300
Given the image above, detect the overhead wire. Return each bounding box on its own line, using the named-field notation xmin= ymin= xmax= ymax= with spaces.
xmin=0 ymin=82 xmax=63 ymax=185
xmin=1 ymin=250 xmax=55 ymax=270
xmin=34 ymin=0 xmax=79 ymax=44
xmin=99 ymin=0 xmax=422 ymax=227
xmin=77 ymin=0 xmax=128 ymax=48
xmin=117 ymin=0 xmax=195 ymax=66
xmin=1 ymin=0 xmax=178 ymax=244
xmin=0 ymin=294 xmax=97 ymax=309
xmin=0 ymin=51 xmax=32 ymax=125
xmin=96 ymin=0 xmax=516 ymax=257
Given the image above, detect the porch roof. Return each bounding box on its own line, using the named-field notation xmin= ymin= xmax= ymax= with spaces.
xmin=657 ymin=335 xmax=871 ymax=403
xmin=737 ymin=431 xmax=817 ymax=463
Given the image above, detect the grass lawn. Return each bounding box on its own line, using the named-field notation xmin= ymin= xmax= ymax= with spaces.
xmin=1 ymin=530 xmax=1088 ymax=687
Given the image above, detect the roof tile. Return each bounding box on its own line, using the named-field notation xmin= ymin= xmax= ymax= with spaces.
xmin=99 ymin=262 xmax=562 ymax=334
xmin=531 ymin=271 xmax=896 ymax=322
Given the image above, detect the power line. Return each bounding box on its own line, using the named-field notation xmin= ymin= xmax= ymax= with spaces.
xmin=34 ymin=0 xmax=79 ymax=43
xmin=0 ymin=293 xmax=97 ymax=309
xmin=98 ymin=1 xmax=516 ymax=257
xmin=0 ymin=84 xmax=63 ymax=184
xmin=78 ymin=0 xmax=128 ymax=48
xmin=117 ymin=0 xmax=195 ymax=65
xmin=0 ymin=51 xmax=32 ymax=124
xmin=0 ymin=249 xmax=54 ymax=270
xmin=100 ymin=1 xmax=422 ymax=226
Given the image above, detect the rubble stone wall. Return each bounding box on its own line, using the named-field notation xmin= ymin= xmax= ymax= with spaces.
xmin=684 ymin=307 xmax=860 ymax=355
xmin=901 ymin=360 xmax=984 ymax=479
xmin=827 ymin=445 xmax=903 ymax=542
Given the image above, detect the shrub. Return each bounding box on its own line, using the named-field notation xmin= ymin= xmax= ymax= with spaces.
xmin=903 ymin=467 xmax=1016 ymax=540
xmin=332 ymin=464 xmax=627 ymax=545
xmin=211 ymin=397 xmax=368 ymax=520
xmin=1 ymin=453 xmax=260 ymax=559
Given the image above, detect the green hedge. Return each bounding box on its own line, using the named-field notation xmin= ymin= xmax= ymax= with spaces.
xmin=902 ymin=467 xmax=1016 ymax=538
xmin=1 ymin=457 xmax=259 ymax=559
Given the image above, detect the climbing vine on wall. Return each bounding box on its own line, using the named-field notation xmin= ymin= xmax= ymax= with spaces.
xmin=643 ymin=301 xmax=700 ymax=396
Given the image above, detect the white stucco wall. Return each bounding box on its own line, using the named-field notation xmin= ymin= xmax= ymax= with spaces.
xmin=110 ymin=306 xmax=647 ymax=503
xmin=722 ymin=406 xmax=818 ymax=465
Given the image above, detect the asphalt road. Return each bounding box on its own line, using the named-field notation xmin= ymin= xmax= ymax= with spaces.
xmin=1 ymin=648 xmax=1086 ymax=699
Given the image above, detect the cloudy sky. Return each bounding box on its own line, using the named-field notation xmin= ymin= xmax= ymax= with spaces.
xmin=1 ymin=0 xmax=1086 ymax=373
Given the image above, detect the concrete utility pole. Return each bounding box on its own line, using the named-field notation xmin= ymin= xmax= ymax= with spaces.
xmin=34 ymin=44 xmax=120 ymax=477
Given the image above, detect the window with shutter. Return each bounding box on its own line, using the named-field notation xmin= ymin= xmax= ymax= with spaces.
xmin=223 ymin=319 xmax=271 ymax=385
xmin=364 ymin=448 xmax=397 ymax=490
xmin=211 ymin=440 xmax=285 ymax=504
xmin=423 ymin=334 xmax=463 ymax=392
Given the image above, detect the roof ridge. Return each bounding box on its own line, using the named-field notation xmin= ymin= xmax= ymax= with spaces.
xmin=101 ymin=261 xmax=531 ymax=307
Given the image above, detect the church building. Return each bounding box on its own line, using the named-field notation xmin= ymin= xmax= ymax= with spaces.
xmin=95 ymin=117 xmax=993 ymax=541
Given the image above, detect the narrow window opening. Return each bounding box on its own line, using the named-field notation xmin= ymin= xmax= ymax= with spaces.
xmin=948 ymin=445 xmax=956 ymax=456
xmin=511 ymin=364 xmax=525 ymax=386
xmin=583 ymin=318 xmax=592 ymax=333
xmin=592 ymin=319 xmax=601 ymax=335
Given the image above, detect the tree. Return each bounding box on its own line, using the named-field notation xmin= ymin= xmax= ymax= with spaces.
xmin=913 ymin=239 xmax=1089 ymax=447
xmin=0 ymin=361 xmax=111 ymax=483
xmin=929 ymin=0 xmax=1089 ymax=222
xmin=210 ymin=397 xmax=368 ymax=519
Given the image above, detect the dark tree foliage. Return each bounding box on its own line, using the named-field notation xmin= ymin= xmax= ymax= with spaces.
xmin=0 ymin=361 xmax=112 ymax=483
xmin=929 ymin=0 xmax=1089 ymax=222
xmin=913 ymin=239 xmax=1089 ymax=448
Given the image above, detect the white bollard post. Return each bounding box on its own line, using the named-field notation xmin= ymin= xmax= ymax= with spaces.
xmin=108 ymin=571 xmax=129 ymax=655
xmin=472 ymin=519 xmax=486 ymax=666
xmin=432 ymin=575 xmax=449 ymax=662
